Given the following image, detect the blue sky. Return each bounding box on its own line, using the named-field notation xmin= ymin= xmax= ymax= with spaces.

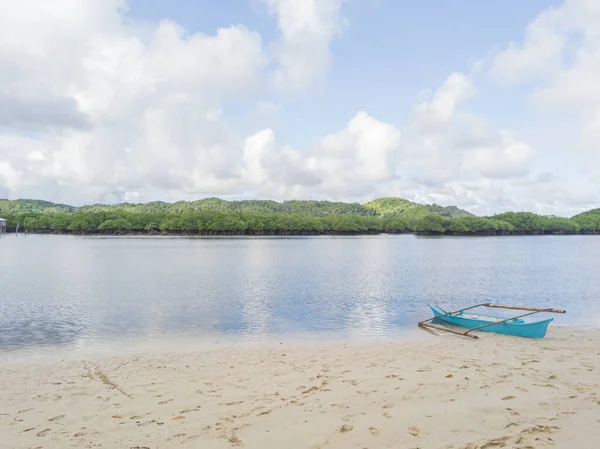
xmin=0 ymin=0 xmax=598 ymax=215
xmin=125 ymin=0 xmax=557 ymax=146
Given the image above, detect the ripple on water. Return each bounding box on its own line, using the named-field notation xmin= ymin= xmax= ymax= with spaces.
xmin=0 ymin=234 xmax=599 ymax=355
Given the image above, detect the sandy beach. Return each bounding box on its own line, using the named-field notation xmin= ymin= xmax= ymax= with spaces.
xmin=1 ymin=327 xmax=599 ymax=449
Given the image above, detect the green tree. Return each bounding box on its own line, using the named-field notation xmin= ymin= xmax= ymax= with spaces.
xmin=67 ymin=219 xmax=90 ymax=232
xmin=98 ymin=219 xmax=132 ymax=231
xmin=413 ymin=215 xmax=448 ymax=233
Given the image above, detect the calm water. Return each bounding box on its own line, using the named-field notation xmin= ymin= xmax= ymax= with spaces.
xmin=1 ymin=234 xmax=599 ymax=356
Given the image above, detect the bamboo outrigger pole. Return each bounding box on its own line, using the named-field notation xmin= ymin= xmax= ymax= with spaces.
xmin=483 ymin=303 xmax=566 ymax=314
xmin=419 ymin=322 xmax=479 ymax=339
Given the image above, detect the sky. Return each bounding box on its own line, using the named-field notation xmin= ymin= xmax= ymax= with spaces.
xmin=0 ymin=0 xmax=599 ymax=216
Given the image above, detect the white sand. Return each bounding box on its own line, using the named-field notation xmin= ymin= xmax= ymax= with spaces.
xmin=1 ymin=327 xmax=599 ymax=449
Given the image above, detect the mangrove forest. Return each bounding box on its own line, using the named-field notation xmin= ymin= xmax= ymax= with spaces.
xmin=0 ymin=197 xmax=599 ymax=236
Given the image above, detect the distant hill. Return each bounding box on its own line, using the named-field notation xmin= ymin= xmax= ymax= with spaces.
xmin=0 ymin=199 xmax=75 ymax=215
xmin=571 ymin=208 xmax=600 ymax=218
xmin=570 ymin=208 xmax=600 ymax=232
xmin=77 ymin=198 xmax=372 ymax=216
xmin=0 ymin=196 xmax=473 ymax=219
xmin=364 ymin=197 xmax=474 ymax=219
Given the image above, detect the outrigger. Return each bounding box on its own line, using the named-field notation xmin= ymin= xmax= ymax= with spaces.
xmin=418 ymin=303 xmax=566 ymax=339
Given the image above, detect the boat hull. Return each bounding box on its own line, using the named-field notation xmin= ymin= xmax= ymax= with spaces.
xmin=428 ymin=305 xmax=553 ymax=338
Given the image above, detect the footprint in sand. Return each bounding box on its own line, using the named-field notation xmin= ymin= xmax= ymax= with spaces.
xmin=521 ymin=424 xmax=560 ymax=435
xmin=36 ymin=429 xmax=50 ymax=437
xmin=166 ymin=433 xmax=187 ymax=441
xmin=501 ymin=396 xmax=515 ymax=401
xmin=302 ymin=386 xmax=319 ymax=395
xmin=338 ymin=424 xmax=353 ymax=433
xmin=506 ymin=408 xmax=520 ymax=416
xmin=539 ymin=402 xmax=551 ymax=410
xmin=48 ymin=415 xmax=66 ymax=422
xmin=227 ymin=432 xmax=244 ymax=446
xmin=408 ymin=426 xmax=419 ymax=437
xmin=180 ymin=407 xmax=201 ymax=413
xmin=369 ymin=427 xmax=380 ymax=436
xmin=480 ymin=436 xmax=510 ymax=449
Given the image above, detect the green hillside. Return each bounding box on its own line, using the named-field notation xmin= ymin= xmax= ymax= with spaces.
xmin=570 ymin=208 xmax=600 ymax=232
xmin=0 ymin=199 xmax=74 ymax=214
xmin=76 ymin=198 xmax=374 ymax=217
xmin=364 ymin=197 xmax=474 ymax=219
xmin=0 ymin=196 xmax=597 ymax=236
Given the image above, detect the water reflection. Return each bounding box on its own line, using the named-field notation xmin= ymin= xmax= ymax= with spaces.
xmin=344 ymin=237 xmax=393 ymax=337
xmin=0 ymin=234 xmax=599 ymax=353
xmin=237 ymin=238 xmax=275 ymax=337
xmin=0 ymin=303 xmax=86 ymax=349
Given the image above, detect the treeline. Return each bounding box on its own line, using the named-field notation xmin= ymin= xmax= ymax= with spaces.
xmin=1 ymin=209 xmax=599 ymax=236
xmin=0 ymin=198 xmax=599 ymax=236
xmin=413 ymin=212 xmax=600 ymax=234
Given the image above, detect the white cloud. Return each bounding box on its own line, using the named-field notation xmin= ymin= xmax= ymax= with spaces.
xmin=482 ymin=0 xmax=600 ymax=213
xmin=490 ymin=0 xmax=600 ymax=141
xmin=265 ymin=0 xmax=345 ymax=93
xmin=490 ymin=6 xmax=566 ymax=84
xmin=462 ymin=133 xmax=535 ymax=179
xmin=240 ymin=111 xmax=401 ymax=199
xmin=0 ymin=0 xmax=267 ymax=201
xmin=306 ymin=111 xmax=401 ymax=187
xmin=411 ymin=73 xmax=475 ymax=129
xmin=237 ymin=75 xmax=538 ymax=212
xmin=402 ymin=73 xmax=535 ymax=188
xmin=243 ymin=129 xmax=276 ymax=186
xmin=0 ymin=161 xmax=22 ymax=192
xmin=0 ymin=0 xmax=393 ymax=206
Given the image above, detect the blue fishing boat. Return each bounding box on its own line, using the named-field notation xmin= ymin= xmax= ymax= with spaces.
xmin=418 ymin=303 xmax=565 ymax=339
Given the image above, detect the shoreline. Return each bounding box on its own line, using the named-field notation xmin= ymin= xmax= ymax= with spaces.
xmin=0 ymin=328 xmax=430 ymax=366
xmin=4 ymin=229 xmax=600 ymax=237
xmin=2 ymin=326 xmax=599 ymax=448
